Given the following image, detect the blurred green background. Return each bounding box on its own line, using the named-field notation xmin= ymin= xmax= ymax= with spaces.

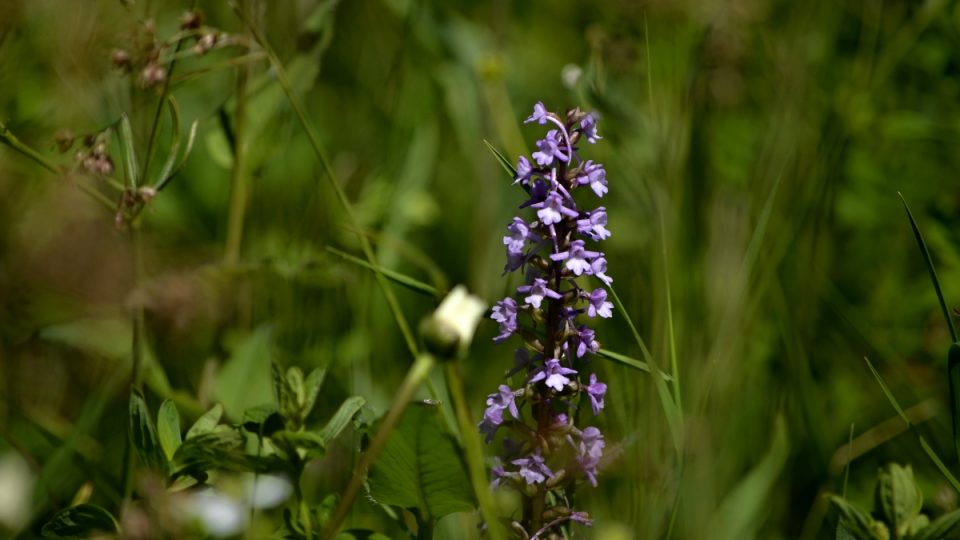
xmin=3 ymin=0 xmax=960 ymax=538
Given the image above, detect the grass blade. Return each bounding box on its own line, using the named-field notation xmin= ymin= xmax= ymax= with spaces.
xmin=607 ymin=283 xmax=683 ymax=454
xmin=898 ymin=193 xmax=957 ymax=342
xmin=154 ymin=97 xmax=182 ymax=188
xmin=863 ymin=356 xmax=960 ymax=492
xmin=483 ymin=139 xmax=517 ymax=179
xmin=326 ymin=246 xmax=441 ymax=298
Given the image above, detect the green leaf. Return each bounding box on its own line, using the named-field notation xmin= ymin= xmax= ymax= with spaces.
xmin=272 ymin=361 xmax=296 ymax=422
xmin=335 ymin=531 xmax=393 ymax=540
xmin=326 ymin=246 xmax=441 ymax=298
xmin=835 ymin=524 xmax=857 ymax=540
xmin=129 ymin=390 xmax=165 ymax=472
xmin=215 ymin=325 xmax=276 ymax=419
xmin=863 ymin=357 xmax=960 ymax=492
xmin=242 ymin=404 xmax=284 ymax=436
xmin=907 ymin=514 xmax=930 ymax=537
xmin=173 ymin=428 xmax=247 ymax=476
xmin=157 ymin=399 xmax=182 ymax=462
xmin=119 ymin=113 xmax=139 ymax=188
xmin=271 ymin=430 xmax=326 ymax=459
xmin=41 ymin=504 xmax=119 ymax=538
xmin=366 ymin=402 xmax=474 ymax=521
xmin=301 ymin=367 xmax=327 ymax=419
xmin=320 ymin=396 xmax=366 ymax=446
xmin=828 ymin=496 xmax=880 ymax=540
xmin=874 ymin=463 xmax=923 ymax=537
xmin=186 ymin=404 xmax=224 ymax=439
xmin=707 ymin=414 xmax=790 ymax=540
xmin=912 ymin=508 xmax=960 ymax=540
xmin=483 ymin=139 xmax=517 ymax=179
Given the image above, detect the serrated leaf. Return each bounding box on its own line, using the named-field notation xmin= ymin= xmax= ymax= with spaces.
xmin=828 ymin=495 xmax=880 ymax=540
xmin=186 ymin=404 xmax=224 ymax=440
xmin=129 ymin=391 xmax=165 ymax=472
xmin=320 ymin=396 xmax=366 ymax=446
xmin=41 ymin=504 xmax=119 ymax=538
xmin=366 ymin=402 xmax=474 ymax=521
xmin=301 ymin=367 xmax=327 ymax=419
xmin=912 ymin=508 xmax=960 ymax=540
xmin=157 ymin=399 xmax=182 ymax=462
xmin=874 ymin=463 xmax=923 ymax=537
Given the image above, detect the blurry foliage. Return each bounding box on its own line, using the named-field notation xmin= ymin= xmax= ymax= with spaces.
xmin=1 ymin=0 xmax=960 ymax=538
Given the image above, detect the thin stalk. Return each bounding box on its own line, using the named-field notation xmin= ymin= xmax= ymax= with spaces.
xmin=234 ymin=7 xmax=419 ymax=360
xmin=0 ymin=124 xmax=59 ymax=174
xmin=121 ymin=223 xmax=146 ymax=510
xmin=321 ymin=353 xmax=437 ymax=540
xmin=224 ymin=1 xmax=251 ymax=266
xmin=444 ymin=362 xmax=506 ymax=540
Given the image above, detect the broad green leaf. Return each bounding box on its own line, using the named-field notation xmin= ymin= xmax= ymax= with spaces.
xmin=215 ymin=325 xmax=276 ymax=419
xmin=301 ymin=367 xmax=327 ymax=419
xmin=320 ymin=396 xmax=366 ymax=446
xmin=912 ymin=508 xmax=960 ymax=540
xmin=827 ymin=496 xmax=879 ymax=540
xmin=873 ymin=463 xmax=922 ymax=537
xmin=129 ymin=391 xmax=165 ymax=472
xmin=41 ymin=504 xmax=119 ymax=538
xmin=366 ymin=403 xmax=473 ymax=521
xmin=186 ymin=404 xmax=224 ymax=439
xmin=157 ymin=399 xmax=182 ymax=462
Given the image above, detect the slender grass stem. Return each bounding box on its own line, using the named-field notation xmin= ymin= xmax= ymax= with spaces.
xmin=224 ymin=0 xmax=251 ymax=266
xmin=0 ymin=123 xmax=59 ymax=174
xmin=321 ymin=353 xmax=436 ymax=540
xmin=443 ymin=362 xmax=506 ymax=540
xmin=233 ymin=7 xmax=420 ymax=361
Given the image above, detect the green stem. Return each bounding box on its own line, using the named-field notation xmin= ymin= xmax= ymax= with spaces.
xmin=444 ymin=363 xmax=506 ymax=540
xmin=224 ymin=0 xmax=251 ymax=266
xmin=321 ymin=354 xmax=436 ymax=540
xmin=0 ymin=124 xmax=59 ymax=174
xmin=233 ymin=6 xmax=419 ymax=360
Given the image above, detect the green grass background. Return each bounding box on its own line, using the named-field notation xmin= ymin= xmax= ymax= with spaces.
xmin=3 ymin=0 xmax=960 ymax=538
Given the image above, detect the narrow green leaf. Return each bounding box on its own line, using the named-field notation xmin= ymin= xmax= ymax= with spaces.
xmin=898 ymin=193 xmax=958 ymax=342
xmin=863 ymin=357 xmax=960 ymax=492
xmin=186 ymin=404 xmax=223 ymax=439
xmin=320 ymin=396 xmax=366 ymax=446
xmin=156 ymin=119 xmax=198 ymax=192
xmin=287 ymin=367 xmax=306 ymax=415
xmin=154 ymin=97 xmax=182 ymax=187
xmin=483 ymin=139 xmax=517 ymax=179
xmin=242 ymin=404 xmax=284 ymax=436
xmin=119 ymin=113 xmax=139 ymax=188
xmin=366 ymin=402 xmax=474 ymax=521
xmin=130 ymin=390 xmax=165 ymax=472
xmin=272 ymin=361 xmax=295 ymax=420
xmin=912 ymin=508 xmax=960 ymax=540
xmin=271 ymin=430 xmax=326 ymax=459
xmin=596 ymin=348 xmax=666 ymax=378
xmin=41 ymin=504 xmax=119 ymax=538
xmin=157 ymin=399 xmax=182 ymax=462
xmin=607 ymin=283 xmax=682 ymax=454
xmin=326 ymin=246 xmax=441 ymax=298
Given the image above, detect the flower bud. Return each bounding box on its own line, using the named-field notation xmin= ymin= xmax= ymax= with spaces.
xmin=421 ymin=286 xmax=486 ymax=361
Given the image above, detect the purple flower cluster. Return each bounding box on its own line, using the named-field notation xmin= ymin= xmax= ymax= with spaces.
xmin=482 ymin=102 xmax=612 ymax=534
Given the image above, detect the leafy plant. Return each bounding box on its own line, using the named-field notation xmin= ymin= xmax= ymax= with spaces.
xmin=829 ymin=463 xmax=960 ymax=540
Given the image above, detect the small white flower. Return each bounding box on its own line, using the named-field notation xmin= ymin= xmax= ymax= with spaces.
xmin=182 ymin=490 xmax=246 ymax=538
xmin=432 ymin=285 xmax=487 ymax=349
xmin=247 ymin=474 xmax=292 ymax=509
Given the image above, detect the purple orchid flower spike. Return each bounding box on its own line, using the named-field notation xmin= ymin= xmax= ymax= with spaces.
xmin=482 ymin=100 xmax=615 ymax=535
